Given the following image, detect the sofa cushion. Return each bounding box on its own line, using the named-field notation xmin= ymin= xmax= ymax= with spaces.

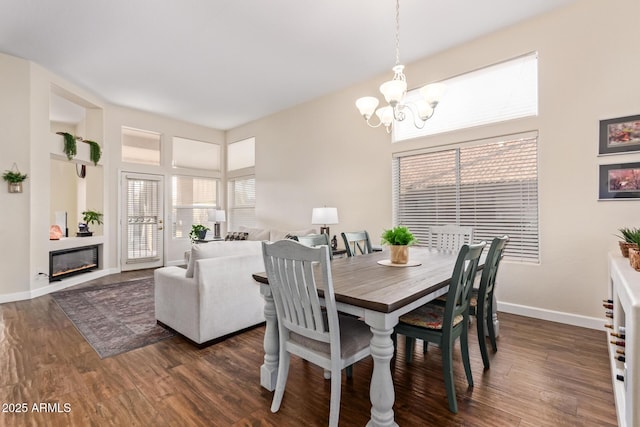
xmin=185 ymin=240 xmax=262 ymax=278
xmin=238 ymin=226 xmax=270 ymax=241
xmin=270 ymin=228 xmax=316 ymax=242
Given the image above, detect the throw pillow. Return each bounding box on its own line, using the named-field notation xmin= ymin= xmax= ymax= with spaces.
xmin=225 ymin=232 xmax=249 ymax=241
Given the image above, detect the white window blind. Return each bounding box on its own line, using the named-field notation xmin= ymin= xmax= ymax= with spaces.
xmin=228 ymin=176 xmax=256 ymax=230
xmin=172 ymin=137 xmax=220 ymax=171
xmin=122 ymin=127 xmax=161 ymax=165
xmin=393 ymin=134 xmax=539 ymax=262
xmin=126 ymin=177 xmax=160 ymax=261
xmin=394 ymin=53 xmax=538 ymax=142
xmin=172 ymin=176 xmax=218 ymax=238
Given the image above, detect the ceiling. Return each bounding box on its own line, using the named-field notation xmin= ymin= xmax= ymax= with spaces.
xmin=0 ymin=0 xmax=576 ymax=130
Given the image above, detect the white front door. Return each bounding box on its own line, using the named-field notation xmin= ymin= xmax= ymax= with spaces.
xmin=120 ymin=172 xmax=164 ymax=271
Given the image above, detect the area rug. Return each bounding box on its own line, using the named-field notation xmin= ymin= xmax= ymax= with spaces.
xmin=52 ymin=278 xmax=175 ymax=358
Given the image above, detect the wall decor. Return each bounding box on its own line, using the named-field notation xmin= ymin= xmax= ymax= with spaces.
xmin=599 ymin=114 xmax=640 ymax=155
xmin=599 ymin=162 xmax=640 ymax=200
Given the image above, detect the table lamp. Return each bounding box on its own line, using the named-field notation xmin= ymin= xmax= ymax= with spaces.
xmin=208 ymin=209 xmax=226 ymax=239
xmin=311 ymin=207 xmax=339 ymax=236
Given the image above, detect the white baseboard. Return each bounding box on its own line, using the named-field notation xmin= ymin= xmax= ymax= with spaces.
xmin=498 ymin=301 xmax=604 ymax=330
xmin=0 ymin=268 xmax=119 ymax=304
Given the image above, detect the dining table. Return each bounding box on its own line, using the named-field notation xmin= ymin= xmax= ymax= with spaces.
xmin=252 ymin=246 xmax=485 ymax=427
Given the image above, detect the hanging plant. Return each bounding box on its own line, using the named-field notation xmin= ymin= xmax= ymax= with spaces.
xmin=83 ymin=140 xmax=102 ymax=165
xmin=56 ymin=132 xmax=77 ymax=160
xmin=2 ymin=163 xmax=28 ymax=193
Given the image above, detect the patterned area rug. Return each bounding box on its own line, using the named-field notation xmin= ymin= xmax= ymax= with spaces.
xmin=52 ymin=278 xmax=175 ymax=358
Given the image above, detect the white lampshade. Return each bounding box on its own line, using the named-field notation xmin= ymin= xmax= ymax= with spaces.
xmin=415 ymin=99 xmax=434 ymax=120
xmin=420 ymin=82 xmax=446 ymax=107
xmin=208 ymin=209 xmax=226 ymax=222
xmin=311 ymin=207 xmax=339 ymax=225
xmin=376 ymin=106 xmax=394 ymax=127
xmin=356 ymin=96 xmax=380 ymax=119
xmin=379 ymin=79 xmax=407 ymax=105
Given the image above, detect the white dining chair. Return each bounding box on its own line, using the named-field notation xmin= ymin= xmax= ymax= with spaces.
xmin=428 ymin=224 xmax=474 ymax=252
xmin=261 ymin=239 xmax=372 ymax=427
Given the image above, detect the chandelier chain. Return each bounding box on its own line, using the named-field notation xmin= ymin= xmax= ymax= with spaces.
xmin=394 ymin=0 xmax=401 ymax=66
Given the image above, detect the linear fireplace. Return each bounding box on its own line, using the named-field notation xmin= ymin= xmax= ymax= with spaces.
xmin=49 ymin=245 xmax=99 ymax=282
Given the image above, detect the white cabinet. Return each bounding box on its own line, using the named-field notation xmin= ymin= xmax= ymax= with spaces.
xmin=608 ymin=253 xmax=640 ymax=427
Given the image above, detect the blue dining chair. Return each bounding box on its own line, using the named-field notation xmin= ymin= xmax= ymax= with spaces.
xmin=394 ymin=241 xmax=486 ymax=413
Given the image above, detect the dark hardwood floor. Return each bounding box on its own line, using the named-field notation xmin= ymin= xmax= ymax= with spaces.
xmin=0 ymin=270 xmax=616 ymax=426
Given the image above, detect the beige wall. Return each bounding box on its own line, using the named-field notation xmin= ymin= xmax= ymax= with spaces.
xmin=227 ymin=0 xmax=640 ymax=325
xmin=0 ymin=53 xmax=31 ymax=294
xmin=1 ymin=0 xmax=638 ymax=325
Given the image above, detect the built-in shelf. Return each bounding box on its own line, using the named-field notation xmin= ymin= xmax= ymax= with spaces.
xmin=608 ymin=252 xmax=640 ymax=427
xmin=49 ymin=235 xmax=104 ymax=251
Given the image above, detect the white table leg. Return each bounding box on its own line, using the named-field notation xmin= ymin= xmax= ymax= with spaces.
xmin=365 ymin=320 xmax=398 ymax=427
xmin=260 ymin=285 xmax=279 ymax=391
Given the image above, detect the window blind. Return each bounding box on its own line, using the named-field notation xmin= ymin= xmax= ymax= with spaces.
xmin=394 ymin=53 xmax=538 ymax=142
xmin=393 ymin=134 xmax=539 ymax=262
xmin=228 ymin=176 xmax=256 ymax=229
xmin=171 ymin=176 xmax=218 ymax=238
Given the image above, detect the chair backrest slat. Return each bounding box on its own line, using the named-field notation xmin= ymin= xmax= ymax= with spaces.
xmin=443 ymin=242 xmax=485 ymax=333
xmin=262 ymin=240 xmax=338 ymax=344
xmin=297 ymin=233 xmax=333 ymax=260
xmin=341 ymin=231 xmax=373 ymax=257
xmin=429 ymin=225 xmax=473 ymax=252
xmin=478 ymin=235 xmax=509 ymax=311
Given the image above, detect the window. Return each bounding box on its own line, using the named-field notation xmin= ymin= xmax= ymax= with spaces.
xmin=227 ymin=137 xmax=256 ymax=229
xmin=394 ymin=53 xmax=538 ymax=142
xmin=122 ymin=127 xmax=161 ymax=165
xmin=393 ymin=133 xmax=539 ymax=262
xmin=228 ymin=176 xmax=256 ymax=229
xmin=228 ymin=137 xmax=255 ymax=171
xmin=172 ymin=137 xmax=220 ymax=171
xmin=172 ymin=176 xmax=218 ymax=238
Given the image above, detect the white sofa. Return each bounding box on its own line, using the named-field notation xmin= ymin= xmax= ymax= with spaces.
xmin=154 ymin=240 xmax=266 ymax=346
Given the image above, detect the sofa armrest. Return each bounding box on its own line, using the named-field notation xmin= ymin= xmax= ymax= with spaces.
xmin=195 ymin=254 xmax=266 ymax=338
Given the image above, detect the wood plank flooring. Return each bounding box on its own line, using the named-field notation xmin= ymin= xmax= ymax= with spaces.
xmin=0 ymin=270 xmax=616 ymax=426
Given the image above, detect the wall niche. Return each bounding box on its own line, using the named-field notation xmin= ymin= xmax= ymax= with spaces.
xmin=49 ymin=86 xmax=104 ymax=238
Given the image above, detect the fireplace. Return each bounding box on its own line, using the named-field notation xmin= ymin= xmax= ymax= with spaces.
xmin=49 ymin=245 xmax=99 ymax=281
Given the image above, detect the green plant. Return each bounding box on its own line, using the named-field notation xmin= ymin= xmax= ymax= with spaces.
xmin=81 ymin=210 xmax=103 ymax=226
xmin=189 ymin=224 xmax=210 ymax=242
xmin=2 ymin=170 xmax=28 ymax=183
xmin=381 ymin=225 xmax=417 ymax=246
xmin=59 ymin=132 xmax=77 ymax=160
xmin=627 ymin=229 xmax=640 ymax=249
xmin=84 ymin=140 xmax=102 ymax=165
xmin=617 ymin=227 xmax=640 ymax=243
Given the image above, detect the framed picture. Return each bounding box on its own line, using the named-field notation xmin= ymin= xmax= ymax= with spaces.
xmin=599 ymin=162 xmax=640 ymax=200
xmin=599 ymin=114 xmax=640 ymax=155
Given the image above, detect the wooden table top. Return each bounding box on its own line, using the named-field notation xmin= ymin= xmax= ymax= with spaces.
xmin=253 ymin=247 xmax=474 ymax=314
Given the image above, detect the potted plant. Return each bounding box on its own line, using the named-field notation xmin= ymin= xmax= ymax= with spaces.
xmin=189 ymin=224 xmax=210 ymax=243
xmin=57 ymin=132 xmax=78 ymax=160
xmin=381 ymin=225 xmax=417 ymax=264
xmin=83 ymin=139 xmax=102 ymax=165
xmin=616 ymin=227 xmax=640 ymax=258
xmin=626 ymin=229 xmax=640 ymax=271
xmin=78 ymin=210 xmax=103 ymax=237
xmin=2 ymin=169 xmax=28 ymax=193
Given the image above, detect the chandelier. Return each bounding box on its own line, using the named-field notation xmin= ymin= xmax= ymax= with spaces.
xmin=356 ymin=0 xmax=445 ymax=133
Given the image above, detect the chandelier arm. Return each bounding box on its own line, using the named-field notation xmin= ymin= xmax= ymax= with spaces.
xmin=364 ymin=116 xmax=385 ymax=129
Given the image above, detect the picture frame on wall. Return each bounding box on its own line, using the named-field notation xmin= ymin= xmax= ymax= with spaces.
xmin=599 ymin=162 xmax=640 ymax=200
xmin=599 ymin=114 xmax=640 ymax=155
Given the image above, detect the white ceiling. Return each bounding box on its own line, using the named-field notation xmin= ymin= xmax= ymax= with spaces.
xmin=0 ymin=0 xmax=576 ymax=130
